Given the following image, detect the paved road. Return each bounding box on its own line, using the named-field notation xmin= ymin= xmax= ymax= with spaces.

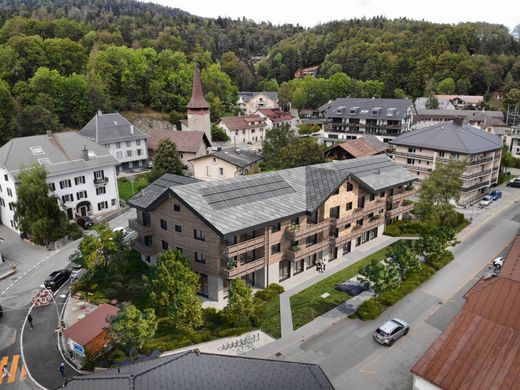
xmin=0 ymin=209 xmax=135 ymax=390
xmin=254 ymin=187 xmax=520 ymax=390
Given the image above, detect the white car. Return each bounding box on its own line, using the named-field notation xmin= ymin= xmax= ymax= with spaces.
xmin=493 ymin=256 xmax=505 ymax=268
xmin=479 ymin=195 xmax=493 ymax=207
xmin=112 ymin=227 xmax=137 ymax=242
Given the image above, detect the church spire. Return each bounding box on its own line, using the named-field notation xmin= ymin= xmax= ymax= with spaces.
xmin=187 ymin=64 xmax=209 ymax=110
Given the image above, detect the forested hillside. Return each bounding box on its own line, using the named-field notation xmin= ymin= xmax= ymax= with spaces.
xmin=0 ymin=0 xmax=519 ymax=145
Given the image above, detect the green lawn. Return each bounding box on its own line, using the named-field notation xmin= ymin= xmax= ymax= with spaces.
xmin=117 ymin=174 xmax=150 ymax=201
xmin=258 ymin=296 xmax=281 ymax=338
xmin=290 ymin=243 xmax=397 ymax=330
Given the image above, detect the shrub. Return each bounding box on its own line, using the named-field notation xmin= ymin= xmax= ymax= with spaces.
xmin=427 ymin=250 xmax=455 ymax=270
xmin=357 ymin=298 xmax=384 ymax=320
xmin=119 ymin=177 xmax=129 ymax=183
xmin=254 ymin=283 xmax=284 ymax=301
xmin=67 ymin=223 xmax=83 ymax=240
xmin=384 ymin=220 xmax=428 ymax=236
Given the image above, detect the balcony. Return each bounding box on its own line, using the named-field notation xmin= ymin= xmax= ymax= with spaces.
xmin=330 ymin=200 xmax=384 ymax=226
xmin=330 ymin=217 xmax=383 ymax=246
xmin=403 ymin=164 xmax=432 ymax=173
xmin=132 ymin=240 xmax=157 ymax=257
xmin=461 ymin=169 xmax=492 ymax=180
xmin=285 ymin=220 xmax=329 ymax=241
xmin=128 ymin=218 xmax=154 ymax=235
xmin=223 ymin=235 xmax=265 ymax=257
xmin=461 ymin=181 xmax=491 ymax=193
xmin=221 ymin=257 xmax=266 ymax=279
xmin=386 ymin=203 xmax=415 ymax=218
xmin=93 ymin=176 xmax=109 ymax=186
xmin=388 ymin=187 xmax=416 ymax=202
xmin=284 ymin=240 xmax=329 ymax=262
xmin=391 ymin=151 xmax=434 ymax=161
xmin=466 ymin=156 xmax=494 ymax=166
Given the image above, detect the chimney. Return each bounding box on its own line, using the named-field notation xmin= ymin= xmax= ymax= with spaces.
xmin=453 ymin=117 xmax=464 ymax=126
xmin=130 ymin=125 xmax=134 ymax=135
xmin=82 ymin=145 xmax=89 ymax=161
xmin=46 ymin=130 xmax=53 ymax=138
xmin=97 ymin=110 xmax=102 ymax=116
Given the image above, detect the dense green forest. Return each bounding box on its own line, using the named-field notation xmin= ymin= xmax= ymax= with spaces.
xmin=0 ymin=0 xmax=519 ymax=145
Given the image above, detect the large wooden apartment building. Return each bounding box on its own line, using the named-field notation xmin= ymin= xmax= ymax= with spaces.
xmin=128 ymin=155 xmax=416 ymax=302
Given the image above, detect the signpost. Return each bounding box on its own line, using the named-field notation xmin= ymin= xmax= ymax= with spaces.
xmin=68 ymin=339 xmax=85 ymax=358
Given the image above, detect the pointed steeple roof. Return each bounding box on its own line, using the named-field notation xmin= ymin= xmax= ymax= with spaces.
xmin=187 ymin=64 xmax=209 ymax=110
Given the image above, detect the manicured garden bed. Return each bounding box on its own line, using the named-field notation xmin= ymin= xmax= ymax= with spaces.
xmin=290 ymin=243 xmax=397 ymax=330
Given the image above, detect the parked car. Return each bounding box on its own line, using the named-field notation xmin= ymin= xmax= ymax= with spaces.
xmin=489 ymin=190 xmax=502 ymax=200
xmin=373 ymin=318 xmax=410 ymax=346
xmin=335 ymin=282 xmax=369 ymax=296
xmin=493 ymin=256 xmax=505 ymax=269
xmin=507 ymin=179 xmax=520 ymax=188
xmin=479 ymin=195 xmax=493 ymax=207
xmin=44 ymin=269 xmax=71 ymax=291
xmin=112 ymin=227 xmax=137 ymax=242
xmin=76 ymin=215 xmax=94 ymax=229
xmin=69 ymin=263 xmax=84 ymax=281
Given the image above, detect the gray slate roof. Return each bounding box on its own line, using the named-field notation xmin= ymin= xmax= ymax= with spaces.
xmin=170 ymin=155 xmax=415 ymax=236
xmin=0 ymin=132 xmax=119 ymax=179
xmin=80 ymin=113 xmax=149 ymax=145
xmin=323 ymin=98 xmax=414 ymax=120
xmin=127 ymin=173 xmax=199 ymax=210
xmin=414 ymin=97 xmax=455 ymax=110
xmin=65 ymin=350 xmax=334 ymax=390
xmin=193 ymin=148 xmax=262 ymax=168
xmin=239 ymin=91 xmax=278 ymax=103
xmin=416 ymin=109 xmax=504 ymax=120
xmin=391 ymin=121 xmax=503 ymax=154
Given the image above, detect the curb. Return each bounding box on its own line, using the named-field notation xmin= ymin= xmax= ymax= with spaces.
xmin=0 ymin=265 xmax=16 ymax=280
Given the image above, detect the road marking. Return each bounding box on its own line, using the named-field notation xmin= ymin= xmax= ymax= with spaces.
xmin=0 ymin=355 xmax=26 ymax=384
xmin=8 ymin=355 xmax=19 ymax=383
xmin=0 ymin=356 xmax=8 ymax=384
xmin=19 ymin=365 xmax=26 ymax=381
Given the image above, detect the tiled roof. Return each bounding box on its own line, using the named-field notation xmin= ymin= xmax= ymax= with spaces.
xmin=219 ymin=115 xmax=265 ymax=131
xmin=435 ymin=95 xmax=484 ymax=104
xmin=416 ymin=109 xmax=504 ymax=120
xmin=65 ymin=350 xmax=334 ymax=390
xmin=192 ymin=148 xmax=262 ymax=168
xmin=170 ymin=155 xmax=415 ymax=236
xmin=257 ymin=108 xmax=294 ymax=123
xmin=391 ymin=121 xmax=502 ymax=154
xmin=411 ymin=235 xmax=520 ymax=389
xmin=0 ymin=131 xmax=119 ymax=179
xmin=238 ymin=91 xmax=278 ymax=103
xmin=63 ymin=304 xmax=119 ymax=346
xmin=127 ymin=173 xmax=200 ymax=211
xmin=187 ymin=64 xmax=209 ymax=110
xmin=147 ymin=129 xmax=210 ymax=153
xmin=329 ymin=136 xmax=388 ymax=158
xmin=79 ymin=113 xmax=149 ymax=144
xmin=323 ymin=98 xmax=413 ymax=121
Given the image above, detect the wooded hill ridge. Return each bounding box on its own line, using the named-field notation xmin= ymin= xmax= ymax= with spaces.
xmin=0 ymin=0 xmax=519 ymax=145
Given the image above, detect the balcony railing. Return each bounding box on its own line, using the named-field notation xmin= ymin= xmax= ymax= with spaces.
xmin=222 ymin=235 xmax=265 ymax=257
xmin=283 ymin=240 xmax=329 ymax=262
xmin=391 ymin=151 xmax=434 ymax=161
xmin=128 ymin=218 xmax=154 ymax=235
xmin=461 ymin=181 xmax=491 ymax=193
xmin=388 ymin=188 xmax=416 ymax=202
xmin=132 ymin=240 xmax=157 ymax=257
xmin=330 ymin=200 xmax=384 ymax=226
xmin=466 ymin=156 xmax=494 ymax=166
xmin=403 ymin=164 xmax=432 ymax=173
xmin=385 ymin=203 xmax=415 ymax=218
xmin=330 ymin=217 xmax=383 ymax=247
xmin=285 ymin=220 xmax=329 ymax=241
xmin=221 ymin=257 xmax=266 ymax=279
xmin=461 ymin=169 xmax=492 ymax=180
xmin=93 ymin=176 xmax=108 ymax=186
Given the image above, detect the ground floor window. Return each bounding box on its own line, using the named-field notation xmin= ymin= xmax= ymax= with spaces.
xmin=329 ymin=246 xmax=338 ymax=261
xmin=242 ymin=272 xmax=255 ymax=286
xmin=343 ymin=241 xmax=351 ymax=254
xmin=305 ymin=254 xmax=317 ymax=269
xmin=198 ymin=273 xmax=208 ymax=297
xmin=223 ymin=279 xmax=229 ymax=298
xmin=279 ymin=260 xmax=290 ymax=281
xmin=294 ymin=260 xmax=304 ymax=275
xmin=370 ymin=228 xmax=378 ymax=240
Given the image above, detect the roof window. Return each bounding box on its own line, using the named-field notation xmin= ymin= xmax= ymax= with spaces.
xmin=30 ymin=146 xmax=44 ymax=155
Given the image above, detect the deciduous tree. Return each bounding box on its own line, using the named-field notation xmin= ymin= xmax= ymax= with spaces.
xmin=152 ymin=138 xmax=184 ymax=175
xmin=388 ymin=242 xmax=421 ymax=280
xmin=78 ymin=223 xmax=128 ymax=271
xmin=223 ymin=279 xmax=254 ymax=326
xmin=358 ymin=259 xmax=401 ymax=296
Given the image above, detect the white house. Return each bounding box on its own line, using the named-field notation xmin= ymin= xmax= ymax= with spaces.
xmin=238 ymin=92 xmax=278 ymax=115
xmin=79 ymin=112 xmax=149 ymax=173
xmin=0 ymin=131 xmax=120 ymax=232
xmin=256 ymin=108 xmax=296 ymax=130
xmin=190 ymin=148 xmax=262 ymax=181
xmin=217 ymin=114 xmax=267 ymax=145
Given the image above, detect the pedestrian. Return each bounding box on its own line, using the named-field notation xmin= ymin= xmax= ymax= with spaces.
xmin=59 ymin=363 xmax=65 ymax=378
xmin=2 ymin=365 xmax=9 ymax=378
xmin=27 ymin=314 xmax=33 ymax=329
xmin=316 ymin=262 xmax=322 ymax=273
xmin=322 ymin=261 xmax=326 ymax=272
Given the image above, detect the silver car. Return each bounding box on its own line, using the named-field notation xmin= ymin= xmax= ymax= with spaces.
xmin=373 ymin=318 xmax=409 ymax=346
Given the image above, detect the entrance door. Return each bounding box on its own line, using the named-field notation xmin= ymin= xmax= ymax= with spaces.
xmin=199 ymin=273 xmax=208 ymax=297
xmin=279 ymin=261 xmax=290 ymax=282
xmin=79 ymin=206 xmax=87 ymax=217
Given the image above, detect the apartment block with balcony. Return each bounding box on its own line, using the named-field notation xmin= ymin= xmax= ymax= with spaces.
xmin=320 ymin=98 xmax=415 ymax=144
xmin=128 ymin=155 xmax=416 ymax=303
xmin=390 ymin=121 xmax=503 ymax=206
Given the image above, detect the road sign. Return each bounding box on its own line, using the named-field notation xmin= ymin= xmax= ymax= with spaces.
xmin=68 ymin=339 xmax=85 ymax=357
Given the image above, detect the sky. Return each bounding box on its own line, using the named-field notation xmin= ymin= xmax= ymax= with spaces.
xmin=146 ymin=0 xmax=519 ymax=30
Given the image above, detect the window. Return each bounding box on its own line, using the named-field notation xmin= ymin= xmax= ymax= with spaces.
xmin=127 ymin=150 xmax=133 ymax=157
xmin=137 ymin=149 xmax=142 ymax=156
xmin=9 ymin=203 xmax=13 ymax=211
xmin=306 ymin=234 xmax=318 ymax=246
xmin=357 ymin=196 xmax=365 ymax=209
xmin=160 ymin=219 xmax=167 ymax=230
xmin=213 ymin=157 xmax=217 ymax=163
xmin=4 ymin=174 xmax=8 ymax=181
xmin=59 ymin=179 xmax=72 ymax=189
xmin=116 ymin=142 xmax=121 ymax=148
xmin=94 ymin=170 xmax=104 ymax=179
xmin=379 ymin=191 xmax=385 ymax=198
xmin=174 ymin=204 xmax=181 ymax=212
xmin=439 ymin=151 xmax=445 ymax=157
xmin=356 ymin=218 xmax=363 ymax=226
xmin=97 ymin=201 xmax=108 ymax=210
xmin=111 ymin=198 xmax=116 ymax=206
xmin=407 ymin=158 xmax=415 ymax=165
xmin=271 ymin=243 xmax=281 ymax=254
xmin=96 ymin=186 xmax=106 ymax=195
xmin=194 ymin=229 xmax=205 ymax=241
xmin=329 ymin=206 xmax=340 ymax=219
xmin=144 ymin=235 xmax=153 ymax=246
xmin=76 ymin=190 xmax=87 ymax=200
xmin=175 ymin=225 xmax=182 ymax=232
xmin=219 ymin=167 xmax=224 ymax=176
xmin=195 ymin=252 xmax=206 ymax=263
xmin=369 ymin=194 xmax=375 ymax=201
xmin=346 ymin=182 xmax=353 ymax=192
xmin=0 ymin=198 xmax=4 ymax=207
xmin=344 ymin=223 xmax=351 ymax=229
xmin=116 ymin=151 xmax=123 ymax=159
xmin=271 ymin=222 xmax=281 ymax=233
xmin=48 ymin=183 xmax=55 ymax=192
xmin=333 ymin=188 xmax=339 ymax=195
xmin=136 ymin=139 xmax=141 ymax=146
xmin=126 ymin=141 xmax=131 ymax=147
xmin=7 ymin=188 xmax=12 ymax=197
xmin=161 ymin=240 xmax=169 ymax=250
xmin=176 ymin=247 xmax=183 ymax=254
xmin=74 ymin=176 xmax=85 ymax=185
xmin=346 ymin=202 xmax=352 ymax=211
xmin=180 ymin=153 xmax=184 ymax=159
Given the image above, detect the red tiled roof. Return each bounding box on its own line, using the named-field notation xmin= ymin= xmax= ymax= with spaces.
xmin=258 ymin=108 xmax=294 ymax=123
xmin=220 ymin=115 xmax=265 ymax=131
xmin=411 ymin=236 xmax=520 ymax=389
xmin=187 ymin=64 xmax=209 ymax=110
xmin=63 ymin=304 xmax=119 ymax=346
xmin=147 ymin=129 xmax=210 ymax=153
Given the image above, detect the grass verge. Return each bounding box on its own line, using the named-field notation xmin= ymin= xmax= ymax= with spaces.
xmin=290 ymin=243 xmax=397 ymax=330
xmin=117 ymin=173 xmax=150 ymax=200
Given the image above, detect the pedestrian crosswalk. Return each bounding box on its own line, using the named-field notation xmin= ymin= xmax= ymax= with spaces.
xmin=0 ymin=355 xmax=27 ymax=385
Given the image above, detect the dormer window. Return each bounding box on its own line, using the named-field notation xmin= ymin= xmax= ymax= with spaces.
xmin=372 ymin=108 xmax=381 ymax=116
